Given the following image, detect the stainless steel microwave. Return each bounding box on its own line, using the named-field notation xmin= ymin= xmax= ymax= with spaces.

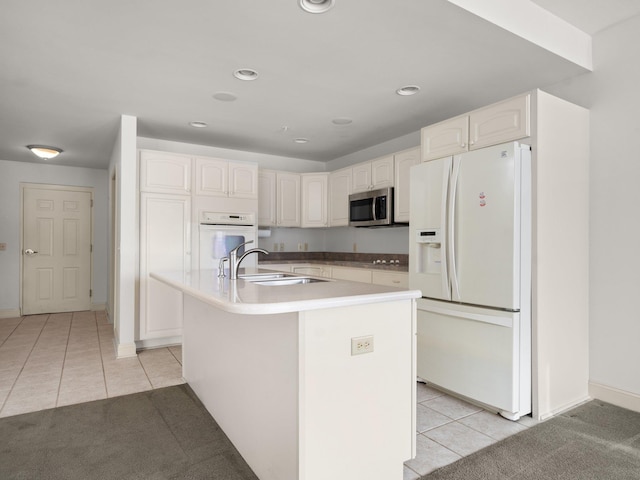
xmin=348 ymin=187 xmax=393 ymax=227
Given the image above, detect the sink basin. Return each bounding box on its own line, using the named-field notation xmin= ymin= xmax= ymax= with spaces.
xmin=239 ymin=272 xmax=294 ymax=281
xmin=251 ymin=276 xmax=328 ymax=286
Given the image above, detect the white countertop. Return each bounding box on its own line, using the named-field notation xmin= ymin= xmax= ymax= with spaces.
xmin=151 ymin=268 xmax=420 ymax=315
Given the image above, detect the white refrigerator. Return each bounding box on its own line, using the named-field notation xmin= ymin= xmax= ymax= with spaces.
xmin=409 ymin=142 xmax=531 ymax=420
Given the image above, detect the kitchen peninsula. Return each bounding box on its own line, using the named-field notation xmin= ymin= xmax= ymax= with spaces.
xmin=151 ymin=269 xmax=420 ymax=480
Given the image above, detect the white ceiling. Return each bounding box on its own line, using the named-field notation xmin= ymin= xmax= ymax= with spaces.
xmin=1 ymin=0 xmax=638 ymax=169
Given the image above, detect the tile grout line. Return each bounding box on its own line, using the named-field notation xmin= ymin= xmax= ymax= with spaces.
xmin=0 ymin=314 xmax=49 ymax=416
xmin=55 ymin=314 xmax=74 ymax=408
xmin=95 ymin=311 xmax=111 ymax=398
xmin=0 ymin=316 xmax=24 ymax=349
xmin=137 ymin=350 xmax=155 ymax=390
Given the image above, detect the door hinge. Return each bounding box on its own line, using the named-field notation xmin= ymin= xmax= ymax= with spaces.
xmin=90 ymin=244 xmax=93 ymax=253
xmin=90 ymin=289 xmax=92 ymax=297
xmin=91 ymin=199 xmax=94 ymax=207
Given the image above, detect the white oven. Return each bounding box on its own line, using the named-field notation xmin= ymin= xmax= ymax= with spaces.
xmin=198 ymin=212 xmax=257 ymax=270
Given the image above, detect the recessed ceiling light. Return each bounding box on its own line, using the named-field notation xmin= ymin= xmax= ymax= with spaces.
xmin=293 ymin=138 xmax=309 ymax=144
xmin=26 ymin=145 xmax=62 ymax=159
xmin=396 ymin=85 xmax=421 ymax=96
xmin=299 ymin=0 xmax=335 ymax=14
xmin=233 ymin=68 xmax=259 ymax=81
xmin=332 ymin=117 xmax=353 ymax=125
xmin=189 ymin=121 xmax=208 ymax=128
xmin=212 ymin=92 xmax=238 ymax=102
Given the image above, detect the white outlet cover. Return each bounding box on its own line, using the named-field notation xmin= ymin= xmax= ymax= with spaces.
xmin=351 ymin=335 xmax=374 ymax=355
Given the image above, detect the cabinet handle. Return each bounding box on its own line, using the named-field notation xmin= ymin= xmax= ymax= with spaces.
xmin=460 ymin=142 xmax=466 ymax=148
xmin=469 ymin=140 xmax=475 ymax=146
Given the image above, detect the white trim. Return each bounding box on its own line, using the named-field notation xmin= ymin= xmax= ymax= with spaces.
xmin=91 ymin=303 xmax=107 ymax=311
xmin=135 ymin=335 xmax=183 ymax=350
xmin=0 ymin=309 xmax=21 ymax=319
xmin=589 ymin=382 xmax=640 ymax=414
xmin=536 ymin=394 xmax=592 ymax=421
xmin=114 ymin=338 xmax=137 ymax=358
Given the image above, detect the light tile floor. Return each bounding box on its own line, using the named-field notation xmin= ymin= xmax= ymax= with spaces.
xmin=0 ymin=311 xmax=184 ymax=418
xmin=1 ymin=311 xmax=535 ymax=478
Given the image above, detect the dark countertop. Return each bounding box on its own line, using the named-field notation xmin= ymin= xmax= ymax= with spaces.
xmin=259 ymin=252 xmax=409 ymax=272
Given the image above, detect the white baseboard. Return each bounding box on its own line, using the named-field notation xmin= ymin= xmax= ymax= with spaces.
xmin=135 ymin=335 xmax=183 ymax=350
xmin=589 ymin=381 xmax=640 ymax=413
xmin=112 ymin=337 xmax=138 ymax=359
xmin=91 ymin=303 xmax=106 ymax=311
xmin=0 ymin=308 xmax=21 ymax=319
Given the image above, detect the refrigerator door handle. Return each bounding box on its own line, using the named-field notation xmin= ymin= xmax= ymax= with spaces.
xmin=448 ymin=156 xmax=462 ymax=301
xmin=440 ymin=158 xmax=452 ymax=299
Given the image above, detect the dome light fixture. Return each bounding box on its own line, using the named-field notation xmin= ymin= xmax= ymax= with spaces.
xmin=212 ymin=92 xmax=238 ymax=102
xmin=298 ymin=0 xmax=335 ymax=14
xmin=396 ymin=85 xmax=421 ymax=96
xmin=189 ymin=121 xmax=208 ymax=128
xmin=293 ymin=138 xmax=309 ymax=144
xmin=233 ymin=68 xmax=259 ymax=81
xmin=27 ymin=145 xmax=63 ymax=159
xmin=332 ymin=117 xmax=353 ymax=125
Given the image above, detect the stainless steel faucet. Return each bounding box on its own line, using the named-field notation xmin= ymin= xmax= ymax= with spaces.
xmin=221 ymin=240 xmax=269 ymax=280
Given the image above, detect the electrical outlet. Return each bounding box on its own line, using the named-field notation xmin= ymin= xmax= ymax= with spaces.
xmin=353 ymin=242 xmax=357 ymax=253
xmin=279 ymin=242 xmax=285 ymax=251
xmin=297 ymin=243 xmax=303 ymax=251
xmin=273 ymin=243 xmax=278 ymax=251
xmin=304 ymin=242 xmax=308 ymax=251
xmin=351 ymin=335 xmax=374 ymax=355
xmin=0 ymin=243 xmax=6 ymax=251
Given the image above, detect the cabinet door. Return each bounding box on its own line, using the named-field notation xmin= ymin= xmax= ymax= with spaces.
xmin=331 ymin=267 xmax=372 ymax=283
xmin=292 ymin=265 xmax=331 ymax=278
xmin=229 ymin=162 xmax=258 ymax=199
xmin=372 ymin=271 xmax=408 ymax=288
xmin=258 ymin=170 xmax=277 ymax=227
xmin=393 ymin=147 xmax=420 ymax=223
xmin=276 ymin=172 xmax=301 ymax=227
xmin=352 ymin=163 xmax=372 ymax=193
xmin=371 ymin=155 xmax=395 ymax=189
xmin=139 ymin=193 xmax=190 ymax=340
xmin=421 ymin=115 xmax=469 ymax=161
xmin=301 ymin=173 xmax=328 ymax=228
xmin=195 ymin=157 xmax=228 ymax=197
xmin=329 ymin=168 xmax=351 ymax=227
xmin=469 ymin=94 xmax=530 ymax=150
xmin=140 ymin=151 xmax=191 ymax=194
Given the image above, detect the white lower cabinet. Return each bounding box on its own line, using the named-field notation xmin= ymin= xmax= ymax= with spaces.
xmin=331 ymin=266 xmax=373 ymax=283
xmin=139 ymin=193 xmax=190 ymax=343
xmin=372 ymin=271 xmax=409 ymax=288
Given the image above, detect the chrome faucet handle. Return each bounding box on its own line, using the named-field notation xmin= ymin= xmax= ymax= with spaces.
xmin=218 ymin=257 xmax=229 ymax=277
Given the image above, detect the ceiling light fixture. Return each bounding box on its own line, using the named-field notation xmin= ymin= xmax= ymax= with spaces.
xmin=189 ymin=121 xmax=208 ymax=128
xmin=233 ymin=68 xmax=259 ymax=81
xmin=26 ymin=145 xmax=62 ymax=159
xmin=299 ymin=0 xmax=335 ymax=14
xmin=212 ymin=92 xmax=238 ymax=102
xmin=293 ymin=138 xmax=309 ymax=144
xmin=396 ymin=85 xmax=421 ymax=96
xmin=332 ymin=117 xmax=353 ymax=125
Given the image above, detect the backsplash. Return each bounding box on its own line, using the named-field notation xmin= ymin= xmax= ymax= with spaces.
xmin=261 ymin=251 xmax=408 ymax=267
xmin=257 ymin=225 xmax=410 ymax=255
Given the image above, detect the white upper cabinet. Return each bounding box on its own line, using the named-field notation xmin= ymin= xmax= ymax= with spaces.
xmin=301 ymin=173 xmax=329 ymax=228
xmin=422 ymin=93 xmax=531 ymax=161
xmin=140 ymin=151 xmax=191 ymax=194
xmin=393 ymin=147 xmax=420 ymax=224
xmin=421 ymin=115 xmax=469 ymax=161
xmin=195 ymin=157 xmax=257 ymax=198
xmin=329 ymin=167 xmax=352 ymax=227
xmin=469 ymin=94 xmax=530 ymax=150
xmin=352 ymin=155 xmax=395 ymax=193
xmin=276 ymin=172 xmax=301 ymax=227
xmin=258 ymin=170 xmax=277 ymax=227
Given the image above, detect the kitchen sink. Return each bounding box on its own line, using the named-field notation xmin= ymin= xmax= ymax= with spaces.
xmin=239 ymin=272 xmax=295 ymax=281
xmin=251 ymin=276 xmax=328 ymax=286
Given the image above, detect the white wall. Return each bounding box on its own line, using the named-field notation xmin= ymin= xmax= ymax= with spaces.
xmin=137 ymin=137 xmax=326 ymax=173
xmin=0 ymin=159 xmax=108 ymax=315
xmin=545 ymin=14 xmax=640 ymax=406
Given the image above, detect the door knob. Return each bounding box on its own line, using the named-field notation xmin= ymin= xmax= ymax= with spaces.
xmin=24 ymin=248 xmax=38 ymax=256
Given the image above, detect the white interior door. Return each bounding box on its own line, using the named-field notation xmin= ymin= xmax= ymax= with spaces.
xmin=22 ymin=185 xmax=92 ymax=314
